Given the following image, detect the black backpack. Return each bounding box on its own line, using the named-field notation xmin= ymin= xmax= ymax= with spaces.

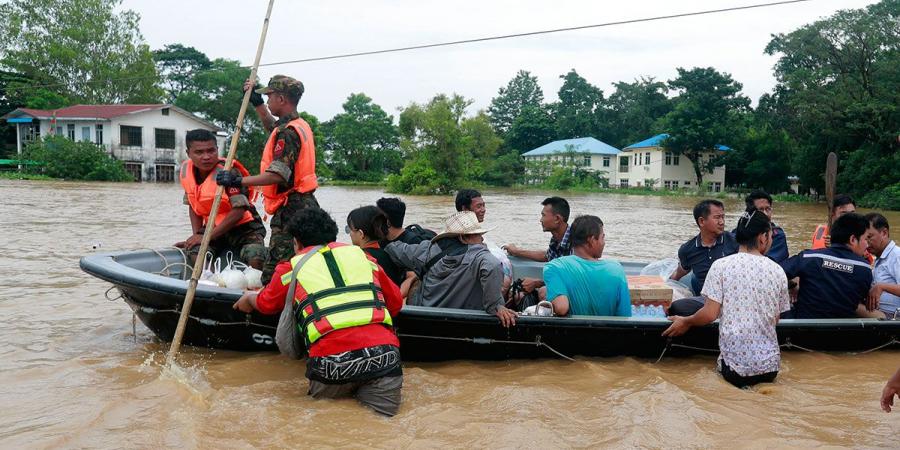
xmin=402 ymin=224 xmax=437 ymax=244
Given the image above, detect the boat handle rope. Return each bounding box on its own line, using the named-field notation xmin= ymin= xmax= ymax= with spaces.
xmin=397 ymin=333 xmax=576 ymax=362
xmin=131 ymin=305 xmax=277 ymax=330
xmin=656 ymin=336 xmax=900 ymax=363
xmin=105 ymin=286 xmax=124 ymax=302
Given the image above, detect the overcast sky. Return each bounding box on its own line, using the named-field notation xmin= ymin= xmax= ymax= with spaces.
xmin=121 ymin=0 xmax=878 ymax=121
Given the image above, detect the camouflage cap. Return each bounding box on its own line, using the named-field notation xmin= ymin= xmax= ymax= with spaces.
xmin=255 ymin=74 xmax=305 ymax=98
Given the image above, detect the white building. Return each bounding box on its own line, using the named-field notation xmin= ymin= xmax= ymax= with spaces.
xmin=3 ymin=104 xmax=225 ymax=181
xmin=521 ymin=137 xmax=622 ymax=184
xmin=618 ymin=134 xmax=729 ymax=192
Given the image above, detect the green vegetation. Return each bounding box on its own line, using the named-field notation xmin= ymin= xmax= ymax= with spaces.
xmin=0 ymin=0 xmax=897 ymax=208
xmin=22 ymin=136 xmax=132 ymax=181
xmin=0 ymin=171 xmax=53 ymax=181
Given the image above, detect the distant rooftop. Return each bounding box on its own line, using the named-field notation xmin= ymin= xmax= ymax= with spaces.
xmin=9 ymin=104 xmax=167 ymax=120
xmin=624 ymin=133 xmax=731 ymax=151
xmin=522 ymin=137 xmax=621 ymax=157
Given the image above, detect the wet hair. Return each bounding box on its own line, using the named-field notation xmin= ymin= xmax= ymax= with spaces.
xmin=744 ymin=190 xmax=773 ymax=210
xmin=185 ymin=129 xmax=217 ymax=150
xmin=833 ymin=194 xmax=855 ymax=210
xmin=455 ymin=189 xmax=482 ymax=212
xmin=570 ymin=215 xmax=604 ymax=247
xmin=542 ymin=197 xmax=570 ymax=222
xmin=287 ymin=207 xmax=338 ymax=246
xmin=693 ymin=199 xmax=725 ymax=226
xmin=376 ymin=197 xmax=406 ymax=228
xmin=347 ymin=205 xmax=389 ymax=241
xmin=830 ymin=212 xmax=869 ymax=245
xmin=735 ymin=207 xmax=772 ymax=249
xmin=865 ymin=212 xmax=890 ymax=231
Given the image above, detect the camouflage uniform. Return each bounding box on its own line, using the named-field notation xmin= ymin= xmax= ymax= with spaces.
xmin=258 ymin=88 xmax=319 ymax=284
xmin=184 ymin=166 xmax=268 ymax=267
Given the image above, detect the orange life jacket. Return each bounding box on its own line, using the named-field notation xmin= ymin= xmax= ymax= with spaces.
xmin=259 ymin=117 xmax=318 ymax=215
xmin=180 ymin=158 xmax=255 ymax=228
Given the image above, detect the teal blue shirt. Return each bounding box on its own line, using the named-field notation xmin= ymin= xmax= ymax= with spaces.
xmin=543 ymin=256 xmax=632 ymax=317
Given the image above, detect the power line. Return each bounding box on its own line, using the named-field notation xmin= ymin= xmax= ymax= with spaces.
xmin=4 ymin=0 xmax=815 ymax=93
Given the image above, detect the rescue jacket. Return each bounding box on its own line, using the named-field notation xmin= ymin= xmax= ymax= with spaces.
xmin=180 ymin=158 xmax=255 ymax=228
xmin=260 ymin=117 xmax=318 ymax=215
xmin=281 ymin=244 xmax=393 ymax=347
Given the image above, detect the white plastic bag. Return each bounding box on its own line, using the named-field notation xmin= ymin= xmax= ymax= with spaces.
xmin=220 ymin=252 xmax=248 ymax=290
xmin=521 ymin=301 xmax=554 ymax=317
xmin=244 ymin=266 xmax=263 ymax=290
xmin=639 ymin=258 xmax=680 ymax=280
xmin=199 ymin=252 xmax=224 ymax=286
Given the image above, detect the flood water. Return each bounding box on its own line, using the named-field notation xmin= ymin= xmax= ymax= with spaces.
xmin=2 ymin=179 xmax=899 ymax=448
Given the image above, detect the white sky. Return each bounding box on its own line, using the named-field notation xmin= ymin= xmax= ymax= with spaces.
xmin=121 ymin=0 xmax=878 ymax=121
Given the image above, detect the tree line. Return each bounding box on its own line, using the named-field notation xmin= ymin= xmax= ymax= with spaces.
xmin=1 ymin=0 xmax=897 ymax=208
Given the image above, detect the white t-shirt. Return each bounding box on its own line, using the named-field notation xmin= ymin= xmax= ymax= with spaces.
xmin=701 ymin=252 xmax=791 ymax=377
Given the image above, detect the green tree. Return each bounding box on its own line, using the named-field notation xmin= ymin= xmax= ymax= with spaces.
xmin=153 ymin=44 xmax=212 ymax=102
xmin=764 ymin=0 xmax=899 ymax=199
xmin=0 ymin=0 xmax=162 ymax=104
xmin=23 ymin=135 xmax=132 ymax=181
xmin=605 ymin=77 xmax=672 ymax=148
xmin=506 ymin=104 xmax=556 ymax=154
xmin=321 ymin=93 xmax=400 ymax=181
xmin=553 ymin=69 xmax=604 ymax=140
xmin=487 ymin=70 xmax=544 ymax=136
xmin=661 ymin=67 xmax=751 ymax=186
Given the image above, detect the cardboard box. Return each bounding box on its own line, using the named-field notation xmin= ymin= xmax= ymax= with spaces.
xmin=627 ymin=275 xmax=673 ymax=308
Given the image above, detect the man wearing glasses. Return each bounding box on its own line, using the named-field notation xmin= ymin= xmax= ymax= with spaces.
xmin=742 ymin=190 xmax=788 ymax=263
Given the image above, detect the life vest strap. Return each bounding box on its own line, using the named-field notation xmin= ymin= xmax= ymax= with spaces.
xmin=321 ymin=249 xmax=346 ymax=288
xmin=299 ymin=299 xmax=386 ymax=332
xmin=295 ymin=283 xmax=383 ymax=317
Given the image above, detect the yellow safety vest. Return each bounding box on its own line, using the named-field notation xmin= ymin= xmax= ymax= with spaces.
xmin=281 ymin=245 xmax=393 ymax=346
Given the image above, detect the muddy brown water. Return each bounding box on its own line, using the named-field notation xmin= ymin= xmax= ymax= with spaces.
xmin=2 ymin=180 xmax=899 ymax=448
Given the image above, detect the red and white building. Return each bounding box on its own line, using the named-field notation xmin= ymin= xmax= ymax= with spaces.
xmin=3 ymin=104 xmax=225 ymax=181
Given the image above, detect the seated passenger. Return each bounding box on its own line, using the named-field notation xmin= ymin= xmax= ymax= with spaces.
xmin=663 ymin=210 xmax=791 ymax=389
xmin=232 ymin=207 xmax=403 ymax=416
xmin=740 ymin=190 xmax=789 ymax=263
xmin=781 ymin=212 xmax=873 ymax=319
xmin=346 ymin=206 xmax=410 ymax=291
xmin=503 ymin=196 xmax=572 ymax=295
xmin=668 ymin=199 xmax=738 ymax=315
xmin=542 ymin=215 xmax=631 ymax=316
xmin=376 ymin=197 xmax=436 ymax=245
xmin=455 ymin=188 xmax=512 ymax=294
xmin=175 ymin=129 xmax=267 ymax=269
xmin=385 ymin=211 xmax=517 ymax=327
xmin=811 ymin=194 xmax=857 ymax=249
xmin=866 ymin=213 xmax=900 ymax=317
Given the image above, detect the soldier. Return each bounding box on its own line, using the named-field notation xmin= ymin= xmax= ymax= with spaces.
xmin=216 ymin=75 xmax=319 ymax=284
xmin=175 ymin=129 xmax=267 ymax=269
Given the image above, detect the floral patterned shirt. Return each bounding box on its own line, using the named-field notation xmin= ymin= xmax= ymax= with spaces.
xmin=701 ymin=252 xmax=791 ymax=377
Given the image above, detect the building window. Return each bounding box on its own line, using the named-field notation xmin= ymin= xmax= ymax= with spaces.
xmin=673 ymin=154 xmax=680 ymax=165
xmin=95 ymin=124 xmax=104 ymax=145
xmin=120 ymin=125 xmax=142 ymax=147
xmin=161 ymin=108 xmax=170 ymax=116
xmin=672 ymin=180 xmax=679 ymax=189
xmin=602 ymin=156 xmax=610 ymax=167
xmin=684 ymin=181 xmax=691 ymax=186
xmin=582 ymin=154 xmax=591 ymax=166
xmin=713 ymin=182 xmax=722 ymax=193
xmin=81 ymin=126 xmax=91 ymax=142
xmin=67 ymin=124 xmax=75 ymax=140
xmin=55 ymin=126 xmax=63 ymax=136
xmin=664 ymin=180 xmax=671 ymax=189
xmin=665 ymin=152 xmax=672 ymax=165
xmin=123 ymin=163 xmax=143 ymax=181
xmin=620 ymin=178 xmax=629 ymax=188
xmin=644 ymin=152 xmax=650 ymax=165
xmin=155 ymin=164 xmax=175 ymax=182
xmin=619 ymin=156 xmax=628 ymax=173
xmin=155 ymin=128 xmax=176 ymax=149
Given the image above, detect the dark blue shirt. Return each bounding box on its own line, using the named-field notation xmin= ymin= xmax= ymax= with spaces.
xmin=779 ymin=244 xmax=873 ymax=319
xmin=546 ymin=225 xmax=573 ymax=261
xmin=678 ymin=232 xmax=739 ymax=295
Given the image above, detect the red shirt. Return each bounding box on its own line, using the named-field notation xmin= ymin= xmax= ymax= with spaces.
xmin=255 ymin=243 xmax=402 ymax=357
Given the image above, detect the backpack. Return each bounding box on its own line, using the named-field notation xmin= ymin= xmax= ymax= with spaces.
xmin=403 ymin=224 xmax=437 ymax=244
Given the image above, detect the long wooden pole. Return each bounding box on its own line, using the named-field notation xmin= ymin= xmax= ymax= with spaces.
xmin=825 ymin=152 xmax=838 ymax=232
xmin=166 ymin=0 xmax=276 ymax=365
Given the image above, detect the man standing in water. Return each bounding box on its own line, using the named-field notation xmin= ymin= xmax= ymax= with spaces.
xmin=175 ymin=129 xmax=267 ymax=269
xmin=664 ymin=210 xmax=791 ymax=388
xmin=216 ymin=75 xmax=319 ymax=284
xmin=233 ymin=208 xmax=403 ymax=416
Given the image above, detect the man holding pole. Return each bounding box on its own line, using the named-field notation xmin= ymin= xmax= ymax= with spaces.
xmin=216 ymin=75 xmax=319 ymax=285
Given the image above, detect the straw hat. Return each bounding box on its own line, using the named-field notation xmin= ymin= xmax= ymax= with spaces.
xmin=432 ymin=211 xmax=496 ymax=242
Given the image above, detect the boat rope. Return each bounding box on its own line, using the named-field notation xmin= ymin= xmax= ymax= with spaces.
xmin=398 ymin=333 xmax=576 ymax=362
xmin=130 ymin=304 xmax=277 ymax=330
xmin=854 ymin=338 xmax=900 ymax=354
xmin=105 ymin=286 xmax=124 ymax=302
xmin=656 ymin=336 xmax=900 ymax=363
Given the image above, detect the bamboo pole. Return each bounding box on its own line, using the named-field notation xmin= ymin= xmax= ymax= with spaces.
xmin=166 ymin=0 xmax=276 ymax=365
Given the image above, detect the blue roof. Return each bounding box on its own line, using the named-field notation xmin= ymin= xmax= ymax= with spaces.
xmin=624 ymin=133 xmax=731 ymax=151
xmin=522 ymin=137 xmax=620 ymax=156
